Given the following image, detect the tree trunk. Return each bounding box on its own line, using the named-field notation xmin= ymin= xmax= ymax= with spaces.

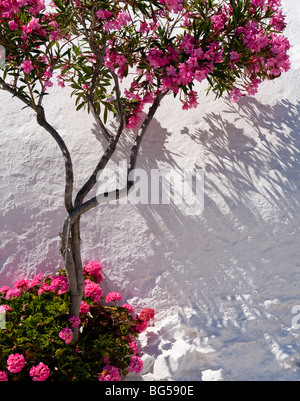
xmin=60 ymin=216 xmax=84 ymax=343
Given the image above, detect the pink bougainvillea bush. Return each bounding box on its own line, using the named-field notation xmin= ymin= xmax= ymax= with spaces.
xmin=0 ymin=0 xmax=290 ymax=124
xmin=0 ymin=262 xmax=154 ymax=381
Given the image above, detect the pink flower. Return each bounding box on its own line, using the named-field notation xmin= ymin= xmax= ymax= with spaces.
xmin=14 ymin=278 xmax=29 ymax=292
xmin=182 ymin=90 xmax=198 ymax=110
xmin=84 ymin=279 xmax=103 ymax=303
xmin=49 ymin=20 xmax=59 ymax=28
xmin=128 ymin=356 xmax=143 ymax=374
xmin=59 ymin=328 xmax=73 ymax=344
xmin=29 ymin=363 xmax=50 ymax=381
xmin=57 ymin=75 xmax=65 ymax=88
xmin=83 ymin=261 xmax=102 ymax=283
xmin=103 ymin=11 xmax=131 ymax=31
xmin=79 ymin=301 xmax=90 ymax=314
xmin=135 ymin=308 xmax=155 ymax=332
xmin=0 ymin=286 xmax=10 ymax=296
xmin=159 ymin=0 xmax=183 ymax=13
xmin=0 ymin=371 xmax=8 ymax=381
xmin=0 ymin=304 xmax=12 ymax=313
xmin=105 ymin=292 xmax=122 ymax=303
xmin=20 ymin=59 xmax=34 ymax=74
xmin=230 ymin=51 xmax=240 ymax=62
xmin=139 ymin=308 xmax=155 ymax=321
xmin=96 ymin=9 xmax=113 ymax=20
xmin=98 ymin=365 xmax=121 ymax=381
xmin=49 ymin=29 xmax=60 ymax=41
xmin=43 ymin=68 xmax=52 ymax=79
xmin=128 ymin=340 xmax=138 ymax=355
xmin=43 ymin=79 xmax=53 ymax=89
xmin=28 ymin=273 xmax=43 ymax=288
xmin=38 ymin=275 xmax=68 ymax=295
xmin=68 ymin=315 xmax=81 ymax=328
xmin=122 ymin=303 xmax=134 ymax=314
xmin=8 ymin=20 xmax=18 ymax=30
xmin=25 ymin=16 xmax=41 ymax=33
xmin=250 ymin=0 xmax=265 ymax=6
xmin=5 ymin=288 xmax=21 ymax=299
xmin=7 ymin=353 xmax=25 ymax=373
xmin=230 ymin=87 xmax=244 ymax=103
xmin=211 ymin=13 xmax=227 ymax=31
xmin=246 ymin=78 xmax=262 ymax=96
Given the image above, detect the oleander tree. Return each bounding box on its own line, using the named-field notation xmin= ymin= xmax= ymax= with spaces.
xmin=0 ymin=0 xmax=290 ymax=341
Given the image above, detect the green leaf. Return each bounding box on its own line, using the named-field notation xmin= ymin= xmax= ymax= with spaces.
xmin=103 ymin=106 xmax=108 ymax=124
xmin=76 ymin=101 xmax=86 ymax=111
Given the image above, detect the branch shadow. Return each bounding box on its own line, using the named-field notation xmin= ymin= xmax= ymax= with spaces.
xmin=82 ymin=97 xmax=300 ymax=381
xmin=90 ymin=112 xmax=181 ymax=171
xmin=197 ymin=98 xmax=300 ymax=224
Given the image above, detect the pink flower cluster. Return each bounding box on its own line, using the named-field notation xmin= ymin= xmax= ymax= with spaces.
xmin=101 ymin=0 xmax=289 ymax=122
xmin=0 ymin=273 xmax=44 ymax=299
xmin=98 ymin=363 xmax=121 ymax=381
xmin=1 ymin=354 xmax=50 ymax=381
xmin=83 ymin=260 xmax=102 ymax=284
xmin=0 ymin=371 xmax=8 ymax=381
xmin=80 ymin=300 xmax=90 ymax=314
xmin=211 ymin=6 xmax=229 ymax=32
xmin=128 ymin=340 xmax=138 ymax=355
xmin=122 ymin=86 xmax=155 ymax=128
xmin=158 ymin=0 xmax=183 ymax=13
xmin=84 ymin=279 xmax=103 ymax=302
xmin=68 ymin=315 xmax=81 ymax=328
xmin=7 ymin=353 xmax=25 ymax=373
xmin=128 ymin=355 xmax=143 ymax=374
xmin=29 ymin=362 xmax=50 ymax=381
xmin=1 ymin=0 xmax=291 ymax=131
xmin=0 ymin=0 xmax=65 ymax=91
xmin=105 ymin=292 xmax=122 ymax=303
xmin=38 ymin=275 xmax=69 ymax=295
xmin=96 ymin=9 xmax=131 ymax=32
xmin=135 ymin=308 xmax=155 ymax=333
xmin=0 ymin=261 xmax=155 ymax=381
xmin=0 ymin=304 xmax=12 ymax=313
xmin=123 ymin=37 xmax=224 ymax=114
xmin=105 ymin=47 xmax=129 ymax=79
xmin=0 ymin=0 xmax=45 ymax=19
xmin=59 ymin=327 xmax=73 ymax=344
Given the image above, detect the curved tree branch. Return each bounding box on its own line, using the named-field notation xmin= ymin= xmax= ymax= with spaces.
xmin=74 ymin=72 xmax=126 ymax=207
xmin=86 ymin=95 xmax=112 ymax=142
xmin=71 ymin=92 xmax=166 ymax=221
xmin=36 ymin=106 xmax=74 ymax=214
xmin=0 ymin=77 xmax=32 ymax=108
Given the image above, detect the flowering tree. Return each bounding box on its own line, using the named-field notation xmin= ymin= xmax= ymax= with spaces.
xmin=0 ymin=0 xmax=290 ymax=341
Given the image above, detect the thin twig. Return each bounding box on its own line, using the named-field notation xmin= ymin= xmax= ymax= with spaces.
xmin=71 ymin=92 xmax=166 ymax=219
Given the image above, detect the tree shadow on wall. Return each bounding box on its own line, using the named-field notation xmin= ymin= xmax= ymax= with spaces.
xmin=119 ymin=97 xmax=300 ymax=306
xmin=132 ymin=96 xmax=300 ymax=237
xmin=194 ymin=97 xmax=300 ymax=224
xmin=86 ymin=97 xmax=300 ymax=306
xmin=91 ymin=97 xmax=300 ymax=226
xmin=90 ymin=96 xmax=300 ymax=382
